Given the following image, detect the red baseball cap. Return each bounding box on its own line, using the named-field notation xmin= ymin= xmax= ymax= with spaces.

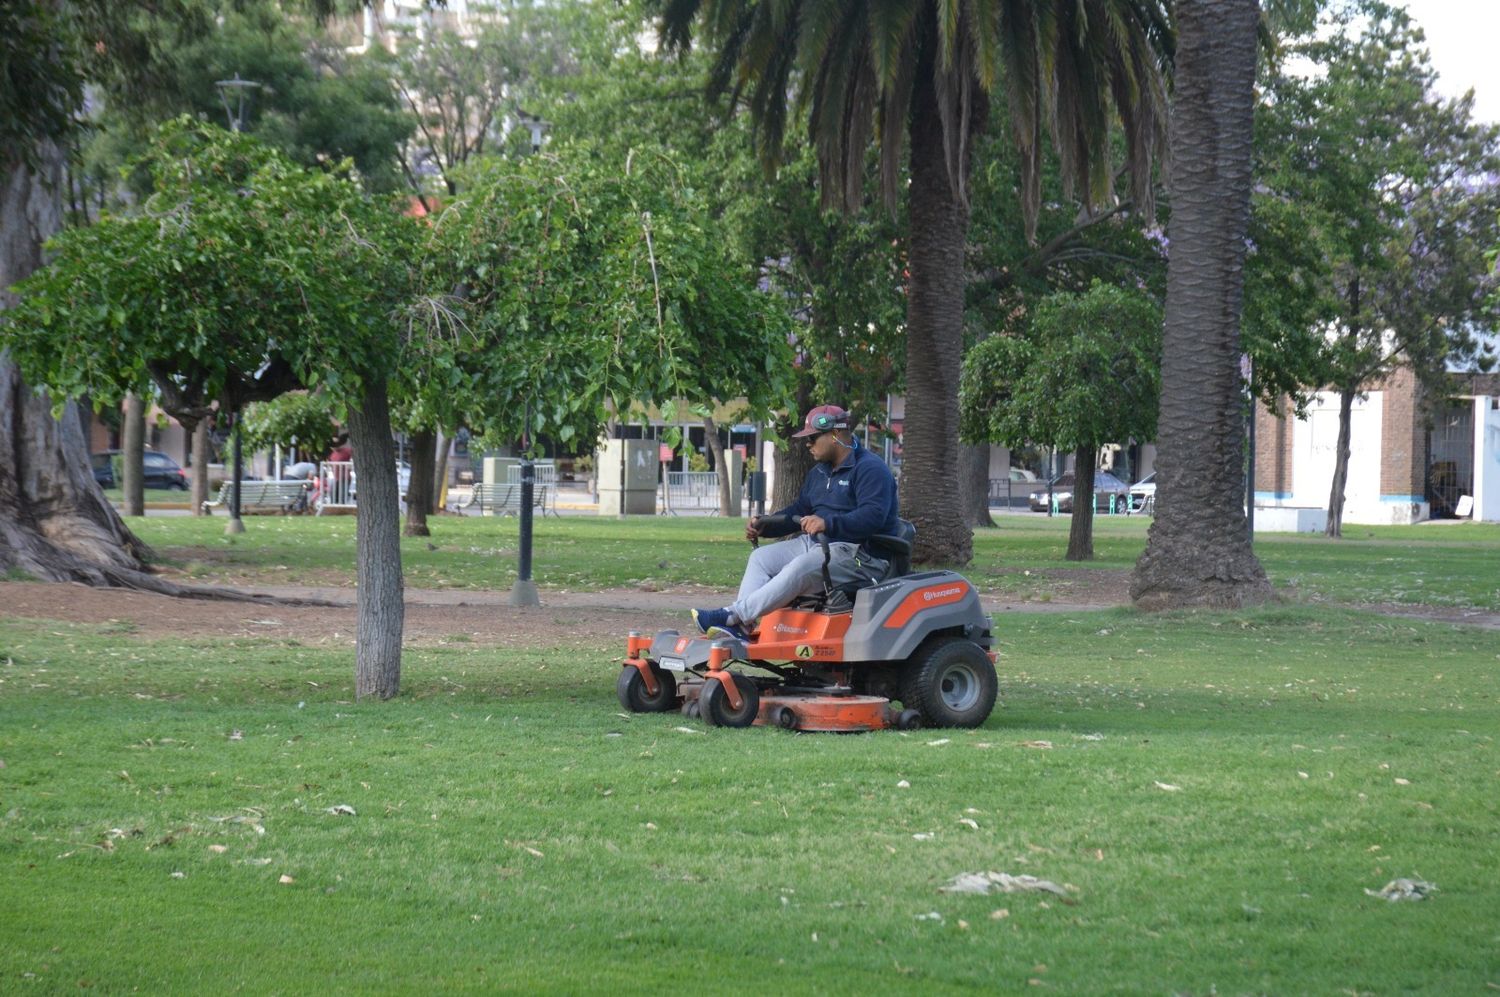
xmin=791 ymin=405 xmax=851 ymax=438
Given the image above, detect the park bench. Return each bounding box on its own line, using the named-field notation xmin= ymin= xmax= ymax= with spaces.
xmin=202 ymin=480 xmax=311 ymax=515
xmin=458 ymin=482 xmax=555 ymax=517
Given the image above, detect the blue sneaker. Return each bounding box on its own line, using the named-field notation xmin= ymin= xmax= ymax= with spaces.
xmin=706 ymin=623 xmax=752 ymax=643
xmin=692 ymin=607 xmax=732 ymax=634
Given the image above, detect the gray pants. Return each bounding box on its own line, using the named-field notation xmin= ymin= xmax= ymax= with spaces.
xmin=728 ymin=535 xmax=883 ymax=626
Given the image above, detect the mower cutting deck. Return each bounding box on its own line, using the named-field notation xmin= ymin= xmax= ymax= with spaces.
xmin=618 ymin=555 xmax=999 ymax=731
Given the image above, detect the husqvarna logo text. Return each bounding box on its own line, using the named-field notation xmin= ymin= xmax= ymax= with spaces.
xmin=924 ymin=587 xmax=963 ymax=601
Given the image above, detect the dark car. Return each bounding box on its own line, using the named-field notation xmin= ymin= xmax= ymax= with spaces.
xmin=91 ymin=450 xmax=189 ymax=491
xmin=1028 ymin=471 xmax=1131 ymax=513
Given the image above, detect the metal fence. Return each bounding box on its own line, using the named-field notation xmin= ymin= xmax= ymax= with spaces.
xmin=661 ymin=471 xmax=721 ymax=514
xmin=987 ymin=478 xmax=1034 ymax=510
xmin=316 ymin=460 xmax=356 ymax=514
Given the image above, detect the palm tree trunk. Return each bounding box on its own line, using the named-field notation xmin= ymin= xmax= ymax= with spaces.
xmin=1131 ymin=0 xmax=1271 ymax=609
xmin=903 ymin=78 xmax=973 ymax=566
xmin=1324 ymin=387 xmax=1355 ymax=538
xmin=770 ymin=380 xmax=815 ymax=511
xmin=347 ymin=377 xmax=404 ymax=699
xmin=1066 ymin=446 xmax=1097 ymax=561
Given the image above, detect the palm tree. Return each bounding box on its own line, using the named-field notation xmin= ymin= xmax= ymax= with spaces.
xmin=660 ymin=0 xmax=1170 ymax=563
xmin=1131 ymin=0 xmax=1272 ymax=609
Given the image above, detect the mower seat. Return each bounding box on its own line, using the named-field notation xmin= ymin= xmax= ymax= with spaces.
xmin=864 ymin=519 xmax=916 ymax=579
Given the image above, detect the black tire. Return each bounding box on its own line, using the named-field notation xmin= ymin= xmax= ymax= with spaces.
xmin=616 ymin=663 xmax=677 ymax=712
xmin=898 ymin=637 xmax=997 ymax=728
xmin=700 ymin=673 xmax=760 ymax=728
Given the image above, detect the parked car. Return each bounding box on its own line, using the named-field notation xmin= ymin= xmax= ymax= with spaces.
xmin=1129 ymin=472 xmax=1157 ymax=513
xmin=1028 ymin=471 xmax=1131 ymax=513
xmin=91 ymin=449 xmax=189 ymax=491
xmin=1008 ymin=467 xmax=1039 ymax=483
xmin=350 ymin=461 xmax=412 ymax=500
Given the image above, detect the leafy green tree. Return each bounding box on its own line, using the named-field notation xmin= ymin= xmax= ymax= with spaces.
xmin=961 ymin=282 xmax=1161 ymax=560
xmin=659 ymin=0 xmax=1171 ymax=565
xmin=430 ymin=146 xmax=795 ymax=469
xmin=242 ymin=391 xmax=341 ymax=459
xmin=6 ymin=121 xmax=421 ymax=696
xmin=0 ymin=0 xmax=410 ymax=585
xmin=1131 ymin=0 xmax=1273 ymax=610
xmin=1258 ymin=2 xmax=1500 ymax=537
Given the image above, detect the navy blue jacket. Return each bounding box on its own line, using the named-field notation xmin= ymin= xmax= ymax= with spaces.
xmin=771 ymin=445 xmax=900 ymax=544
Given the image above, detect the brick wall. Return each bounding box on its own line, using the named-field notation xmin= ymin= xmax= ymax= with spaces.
xmin=1254 ymin=397 xmax=1295 ymax=496
xmin=1377 ymin=367 xmax=1425 ymax=499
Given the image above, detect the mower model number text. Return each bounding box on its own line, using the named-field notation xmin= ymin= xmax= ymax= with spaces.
xmin=659 ymin=656 xmax=686 ymax=672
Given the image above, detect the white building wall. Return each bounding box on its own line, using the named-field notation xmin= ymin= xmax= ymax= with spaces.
xmin=1287 ymin=390 xmax=1392 ymax=524
xmin=1476 ymin=396 xmax=1500 ymax=522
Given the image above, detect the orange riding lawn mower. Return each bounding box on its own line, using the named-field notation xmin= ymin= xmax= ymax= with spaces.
xmin=615 ymin=515 xmax=999 ymax=732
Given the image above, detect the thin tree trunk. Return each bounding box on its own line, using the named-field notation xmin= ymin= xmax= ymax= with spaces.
xmin=1131 ymin=0 xmax=1271 ymax=610
xmin=1324 ymin=387 xmax=1355 ymax=538
xmin=191 ymin=420 xmax=210 ymax=515
xmin=431 ymin=429 xmax=449 ymax=513
xmin=346 ymin=376 xmax=404 ymax=699
xmin=903 ymin=75 xmax=973 ymax=566
xmin=703 ymin=416 xmax=738 ymax=517
xmin=960 ymin=442 xmax=995 ymax=528
xmin=1066 ymin=445 xmax=1097 ymax=561
xmin=122 ymin=395 xmax=145 ymax=516
xmin=404 ymin=426 xmax=435 ymax=537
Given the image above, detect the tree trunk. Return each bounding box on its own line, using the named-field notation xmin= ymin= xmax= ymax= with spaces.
xmin=903 ymin=76 xmax=973 ymax=566
xmin=770 ymin=380 xmax=815 ymax=511
xmin=0 ymin=141 xmax=159 ymax=583
xmin=1131 ymin=0 xmax=1271 ymax=610
xmin=347 ymin=376 xmax=404 ymax=699
xmin=431 ymin=429 xmax=450 ymax=513
xmin=191 ymin=420 xmax=210 ymax=515
xmin=1324 ymin=386 xmax=1355 ymax=538
xmin=960 ymin=442 xmax=995 ymax=528
xmin=122 ymin=395 xmax=145 ymax=515
xmin=1066 ymin=445 xmax=1097 ymax=561
xmin=703 ymin=416 xmax=738 ymax=517
xmin=404 ymin=426 xmax=435 ymax=537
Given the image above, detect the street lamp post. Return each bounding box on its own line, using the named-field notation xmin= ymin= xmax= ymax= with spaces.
xmin=506 ymin=116 xmax=551 ymax=607
xmin=509 ymin=402 xmax=540 ymax=607
xmin=214 ymin=74 xmax=260 ymax=536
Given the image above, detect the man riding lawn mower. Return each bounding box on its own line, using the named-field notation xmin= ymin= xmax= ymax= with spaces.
xmin=614 ymin=404 xmax=998 ymax=732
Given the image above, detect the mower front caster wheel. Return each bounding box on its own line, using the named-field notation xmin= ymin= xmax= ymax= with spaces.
xmin=617 ymin=663 xmax=678 ymax=712
xmin=899 ymin=637 xmax=997 ymax=728
xmin=700 ymin=674 xmax=760 ymax=728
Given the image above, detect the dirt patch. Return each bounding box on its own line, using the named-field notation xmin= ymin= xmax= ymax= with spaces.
xmin=6 ymin=576 xmax=1489 ymax=648
xmin=0 ymin=581 xmax=687 ymax=648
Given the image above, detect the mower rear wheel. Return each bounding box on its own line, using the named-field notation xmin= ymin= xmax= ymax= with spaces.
xmin=899 ymin=637 xmax=997 ymax=728
xmin=617 ymin=663 xmax=678 ymax=712
xmin=700 ymin=673 xmax=760 ymax=728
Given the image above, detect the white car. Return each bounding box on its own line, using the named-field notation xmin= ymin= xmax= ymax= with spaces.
xmin=1129 ymin=472 xmax=1156 ymax=513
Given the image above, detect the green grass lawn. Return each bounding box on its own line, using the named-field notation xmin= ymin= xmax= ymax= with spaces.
xmin=126 ymin=513 xmax=1500 ymax=611
xmin=2 ymin=606 xmax=1496 ymax=991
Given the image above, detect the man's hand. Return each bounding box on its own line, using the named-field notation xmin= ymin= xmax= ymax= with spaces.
xmin=745 ymin=516 xmax=765 ymax=541
xmin=800 ymin=514 xmax=827 ymax=536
